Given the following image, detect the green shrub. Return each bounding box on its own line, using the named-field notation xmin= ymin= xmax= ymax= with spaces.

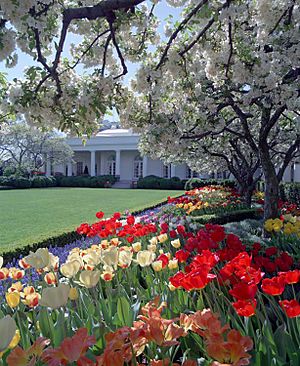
xmin=184 ymin=178 xmax=236 ymax=191
xmin=58 ymin=175 xmax=117 ymax=188
xmin=31 ymin=176 xmax=57 ymax=188
xmin=137 ymin=175 xmax=185 ymax=190
xmin=279 ymin=182 xmax=300 ymax=204
xmin=191 ymin=208 xmax=262 ymax=225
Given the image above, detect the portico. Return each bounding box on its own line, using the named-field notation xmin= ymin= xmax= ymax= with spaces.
xmin=53 ymin=128 xmax=210 ymax=181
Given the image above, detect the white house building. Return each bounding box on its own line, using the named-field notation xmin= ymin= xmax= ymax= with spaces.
xmin=51 ymin=127 xmax=300 ymax=183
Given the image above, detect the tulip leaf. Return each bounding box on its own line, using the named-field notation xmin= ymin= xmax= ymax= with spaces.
xmin=117 ymin=296 xmax=132 ymax=326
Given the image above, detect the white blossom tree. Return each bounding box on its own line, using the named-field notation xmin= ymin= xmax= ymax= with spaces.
xmin=0 ymin=122 xmax=74 ymax=175
xmin=0 ymin=0 xmax=299 ymax=219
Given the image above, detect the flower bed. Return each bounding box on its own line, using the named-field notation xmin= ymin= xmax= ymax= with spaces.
xmin=0 ymin=193 xmax=300 ymax=365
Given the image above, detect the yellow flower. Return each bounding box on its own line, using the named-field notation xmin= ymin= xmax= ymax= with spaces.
xmin=136 ymin=250 xmax=155 ymax=267
xmin=168 ymin=259 xmax=178 ymax=270
xmin=69 ymin=287 xmax=79 ymax=301
xmin=39 ymin=283 xmax=70 ymax=309
xmin=152 ymin=260 xmax=163 ymax=272
xmin=118 ymin=249 xmax=133 ymax=268
xmin=110 ymin=238 xmax=120 ymax=246
xmin=264 ymin=219 xmax=274 ymax=232
xmin=60 ymin=260 xmax=81 ymax=278
xmin=132 ymin=242 xmax=142 ymax=252
xmin=273 ymin=218 xmax=283 ymax=232
xmin=8 ymin=282 xmax=23 ymax=293
xmin=0 ymin=315 xmax=17 ymax=352
xmin=8 ymin=330 xmax=20 ymax=349
xmin=79 ymin=270 xmax=100 ymax=288
xmin=100 ymin=271 xmax=114 ymax=281
xmin=171 ymin=239 xmax=181 ymax=249
xmin=24 ymin=248 xmax=50 ymax=269
xmin=168 ymin=283 xmax=177 ymax=291
xmin=147 ymin=244 xmax=157 ymax=252
xmin=283 ymin=222 xmax=296 ymax=235
xmin=101 ymin=247 xmax=118 ymax=270
xmin=6 ymin=292 xmax=20 ymax=308
xmin=149 ymin=237 xmax=158 ymax=246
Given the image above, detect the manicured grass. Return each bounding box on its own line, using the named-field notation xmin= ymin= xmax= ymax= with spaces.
xmin=0 ymin=188 xmax=183 ymax=253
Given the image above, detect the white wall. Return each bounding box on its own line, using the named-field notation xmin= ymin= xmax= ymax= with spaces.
xmin=147 ymin=158 xmax=163 ymax=177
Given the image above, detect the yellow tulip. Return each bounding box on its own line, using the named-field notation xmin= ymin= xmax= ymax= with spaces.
xmin=79 ymin=270 xmax=100 ymax=288
xmin=273 ymin=219 xmax=283 ymax=232
xmin=149 ymin=237 xmax=158 ymax=246
xmin=8 ymin=330 xmax=20 ymax=349
xmin=132 ymin=242 xmax=142 ymax=252
xmin=69 ymin=287 xmax=79 ymax=301
xmin=60 ymin=260 xmax=81 ymax=278
xmin=157 ymin=233 xmax=168 ymax=243
xmin=168 ymin=283 xmax=177 ymax=291
xmin=171 ymin=239 xmax=181 ymax=249
xmin=118 ymin=249 xmax=133 ymax=268
xmin=100 ymin=271 xmax=114 ymax=281
xmin=39 ymin=283 xmax=70 ymax=309
xmin=152 ymin=260 xmax=163 ymax=272
xmin=24 ymin=248 xmax=50 ymax=269
xmin=168 ymin=259 xmax=178 ymax=270
xmin=0 ymin=315 xmax=17 ymax=352
xmin=147 ymin=244 xmax=157 ymax=252
xmin=101 ymin=247 xmax=118 ymax=270
xmin=6 ymin=292 xmax=20 ymax=308
xmin=136 ymin=250 xmax=155 ymax=267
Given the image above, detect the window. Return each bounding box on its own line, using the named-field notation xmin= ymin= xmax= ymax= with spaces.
xmin=186 ymin=167 xmax=198 ymax=179
xmin=133 ymin=155 xmax=143 ymax=179
xmin=107 ymin=155 xmax=116 ymax=176
xmin=163 ymin=164 xmax=170 ymax=178
xmin=76 ymin=162 xmax=83 ymax=175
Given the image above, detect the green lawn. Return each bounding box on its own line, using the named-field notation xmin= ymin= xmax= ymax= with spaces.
xmin=0 ymin=188 xmax=183 ymax=253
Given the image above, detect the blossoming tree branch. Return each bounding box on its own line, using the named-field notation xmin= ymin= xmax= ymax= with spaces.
xmin=0 ymin=0 xmax=299 ymax=219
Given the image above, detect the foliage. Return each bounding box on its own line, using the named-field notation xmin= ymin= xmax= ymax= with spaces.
xmin=137 ymin=175 xmax=186 ymax=190
xmin=57 ymin=175 xmax=117 ymax=188
xmin=279 ymin=183 xmax=300 ymax=205
xmin=185 ymin=178 xmax=236 ymax=191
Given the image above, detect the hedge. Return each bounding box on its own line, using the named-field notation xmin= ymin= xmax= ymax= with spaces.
xmin=184 ymin=178 xmax=236 ymax=191
xmin=137 ymin=175 xmax=186 ymax=190
xmin=0 ymin=175 xmax=117 ymax=189
xmin=191 ymin=208 xmax=263 ymax=225
xmin=56 ymin=175 xmax=117 ymax=188
xmin=2 ymin=231 xmax=82 ymax=265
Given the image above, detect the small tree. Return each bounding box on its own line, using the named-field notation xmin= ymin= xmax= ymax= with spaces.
xmin=0 ymin=122 xmax=74 ymax=175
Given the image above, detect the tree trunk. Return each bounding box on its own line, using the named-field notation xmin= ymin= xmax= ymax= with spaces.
xmin=259 ymin=147 xmax=279 ymax=220
xmin=237 ymin=182 xmax=254 ymax=208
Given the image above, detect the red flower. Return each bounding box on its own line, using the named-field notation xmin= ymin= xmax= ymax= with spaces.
xmin=232 ymin=299 xmax=257 ymax=317
xmin=261 ymin=276 xmax=285 ymax=296
xmin=279 ymin=270 xmax=300 ymax=285
xmin=176 ymin=225 xmax=186 ymax=235
xmin=113 ymin=212 xmax=121 ymax=220
xmin=229 ymin=282 xmax=257 ymax=300
xmin=169 ymin=272 xmax=185 ymax=288
xmin=169 ymin=230 xmax=177 ymax=239
xmin=175 ymin=250 xmax=190 ymax=263
xmin=265 ymin=247 xmax=278 ymax=257
xmin=252 ymin=243 xmax=261 ymax=251
xmin=127 ymin=216 xmax=135 ymax=225
xmin=160 ymin=222 xmax=169 ymax=233
xmin=96 ymin=211 xmax=104 ymax=219
xmin=279 ymin=299 xmax=300 ymax=318
xmin=156 ymin=254 xmax=169 ymax=268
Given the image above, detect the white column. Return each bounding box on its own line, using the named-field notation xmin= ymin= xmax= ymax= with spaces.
xmin=115 ymin=150 xmax=121 ymax=177
xmin=67 ymin=162 xmax=73 ymax=177
xmin=142 ymin=156 xmax=148 ymax=177
xmin=171 ymin=164 xmax=176 ymax=177
xmin=90 ymin=151 xmax=96 ymax=177
xmin=46 ymin=158 xmax=51 ymax=177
